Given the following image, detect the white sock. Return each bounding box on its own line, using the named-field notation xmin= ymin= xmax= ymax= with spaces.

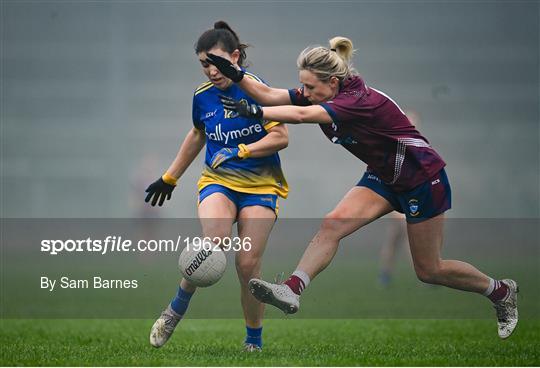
xmin=482 ymin=277 xmax=496 ymax=296
xmin=292 ymin=270 xmax=311 ymax=291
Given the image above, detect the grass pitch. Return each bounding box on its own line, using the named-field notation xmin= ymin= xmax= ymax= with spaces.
xmin=1 ymin=318 xmax=539 ymax=366
xmin=2 ymin=219 xmax=538 ymax=365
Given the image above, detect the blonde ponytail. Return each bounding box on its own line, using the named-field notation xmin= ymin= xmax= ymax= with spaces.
xmin=329 ymin=36 xmax=355 ymax=64
xmin=296 ymin=36 xmax=357 ymax=82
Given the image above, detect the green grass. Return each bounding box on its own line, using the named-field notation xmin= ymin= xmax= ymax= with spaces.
xmin=1 ymin=319 xmax=539 ymax=366
xmin=2 ymin=220 xmax=538 ymax=365
xmin=4 ymin=256 xmax=539 ymax=319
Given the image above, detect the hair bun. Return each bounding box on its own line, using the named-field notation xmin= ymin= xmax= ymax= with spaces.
xmin=214 ymin=21 xmax=228 ymax=30
xmin=196 ymin=21 xmax=248 ymax=67
xmin=213 ymin=20 xmax=240 ymax=43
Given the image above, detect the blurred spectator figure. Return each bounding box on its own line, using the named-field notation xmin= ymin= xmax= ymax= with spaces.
xmin=130 ymin=153 xmax=162 ymax=219
xmin=130 ymin=154 xmax=162 ymax=264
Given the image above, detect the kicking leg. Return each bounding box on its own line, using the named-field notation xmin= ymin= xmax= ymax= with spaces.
xmin=249 ymin=186 xmax=394 ymax=313
xmin=295 ymin=186 xmax=394 ymax=280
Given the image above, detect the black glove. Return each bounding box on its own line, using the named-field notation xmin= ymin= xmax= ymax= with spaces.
xmin=220 ymin=95 xmax=263 ymax=119
xmin=144 ymin=177 xmax=175 ymax=207
xmin=206 ymin=53 xmax=244 ymax=83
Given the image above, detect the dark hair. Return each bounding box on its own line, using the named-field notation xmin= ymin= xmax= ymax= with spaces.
xmin=195 ymin=21 xmax=248 ymax=67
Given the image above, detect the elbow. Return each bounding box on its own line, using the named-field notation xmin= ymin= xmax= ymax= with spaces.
xmin=279 ymin=137 xmax=289 ymax=150
xmin=293 ymin=109 xmax=311 ymax=124
xmin=274 ymin=133 xmax=288 ymax=151
xmin=192 ymin=128 xmax=206 ymax=142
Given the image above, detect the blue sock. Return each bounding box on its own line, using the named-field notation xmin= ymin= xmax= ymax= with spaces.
xmin=245 ymin=326 xmax=263 ymax=348
xmin=170 ymin=287 xmax=193 ymax=315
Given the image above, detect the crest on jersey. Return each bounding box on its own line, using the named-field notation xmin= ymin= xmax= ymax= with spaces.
xmin=408 ymin=198 xmax=420 ymax=217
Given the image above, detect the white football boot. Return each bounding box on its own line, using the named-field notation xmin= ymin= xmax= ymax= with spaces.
xmin=149 ymin=304 xmax=182 ymax=347
xmin=242 ymin=343 xmax=262 ymax=352
xmin=248 ymin=278 xmax=300 ymax=314
xmin=493 ymin=279 xmax=519 ymax=339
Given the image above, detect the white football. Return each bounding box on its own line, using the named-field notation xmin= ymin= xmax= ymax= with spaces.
xmin=178 ymin=243 xmax=227 ymax=287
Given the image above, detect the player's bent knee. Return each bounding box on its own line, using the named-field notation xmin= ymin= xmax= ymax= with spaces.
xmin=320 ymin=211 xmax=358 ymax=238
xmin=204 ymin=231 xmax=232 ymax=244
xmin=414 ymin=266 xmax=441 ymax=284
xmin=200 ymin=221 xmax=232 ymax=242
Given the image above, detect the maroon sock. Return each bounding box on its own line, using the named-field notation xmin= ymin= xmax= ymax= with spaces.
xmin=488 ymin=280 xmax=509 ymax=303
xmin=284 ymin=275 xmax=305 ymax=295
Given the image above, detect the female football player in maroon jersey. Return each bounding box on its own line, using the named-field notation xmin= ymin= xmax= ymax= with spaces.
xmin=206 ymin=36 xmax=518 ymax=339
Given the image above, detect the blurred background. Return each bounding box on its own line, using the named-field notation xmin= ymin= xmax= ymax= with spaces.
xmin=2 ymin=1 xmax=539 ymax=320
xmin=1 ymin=1 xmax=538 ymax=218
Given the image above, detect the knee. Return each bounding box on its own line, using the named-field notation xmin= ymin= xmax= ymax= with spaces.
xmin=319 ymin=211 xmax=357 ymax=239
xmin=201 ymin=219 xmax=232 ymax=242
xmin=320 ymin=211 xmax=345 ymax=235
xmin=204 ymin=230 xmax=231 ymax=244
xmin=235 ymin=257 xmax=261 ymax=284
xmin=414 ymin=262 xmax=442 ymax=285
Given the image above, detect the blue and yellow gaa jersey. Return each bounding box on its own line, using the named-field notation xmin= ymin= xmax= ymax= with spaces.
xmin=192 ymin=72 xmax=288 ymax=198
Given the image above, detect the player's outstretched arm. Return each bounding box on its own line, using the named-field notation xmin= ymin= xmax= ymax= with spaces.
xmin=238 ymin=76 xmax=291 ymax=107
xmin=220 ymin=95 xmax=332 ymax=125
xmin=145 ymin=127 xmax=206 ymax=206
xmin=206 ymin=53 xmax=291 ymax=106
xmin=262 ymin=105 xmax=333 ymax=125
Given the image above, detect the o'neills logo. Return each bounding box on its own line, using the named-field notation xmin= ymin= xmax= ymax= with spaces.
xmin=185 ymin=249 xmax=212 ymax=276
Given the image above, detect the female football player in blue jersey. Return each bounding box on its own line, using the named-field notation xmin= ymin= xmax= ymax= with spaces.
xmin=144 ymin=21 xmax=289 ymax=352
xmin=206 ymin=36 xmax=518 ymax=339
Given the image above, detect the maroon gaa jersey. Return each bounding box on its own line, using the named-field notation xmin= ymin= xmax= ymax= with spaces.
xmin=288 ymin=75 xmax=446 ymax=192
